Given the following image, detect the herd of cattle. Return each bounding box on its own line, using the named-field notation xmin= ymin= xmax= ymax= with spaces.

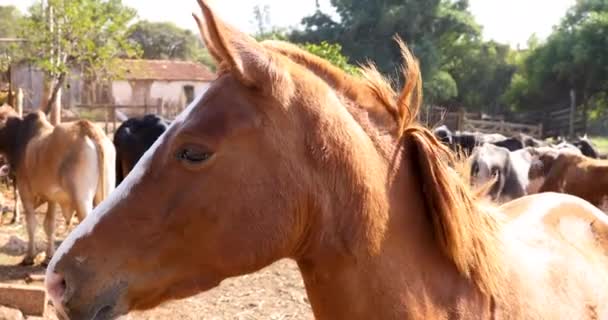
xmin=433 ymin=125 xmax=608 ymax=208
xmin=0 ymin=103 xmax=606 ymax=263
xmin=0 ymin=105 xmax=170 ymax=264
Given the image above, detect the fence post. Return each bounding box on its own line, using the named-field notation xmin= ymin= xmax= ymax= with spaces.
xmin=569 ymin=89 xmax=576 ymax=138
xmin=105 ymin=105 xmax=110 ymax=134
xmin=111 ymin=105 xmax=117 ymax=134
xmin=156 ymin=98 xmax=163 ymax=117
xmin=457 ymin=108 xmax=465 ymax=131
xmin=13 ymin=89 xmax=23 ymax=224
xmin=16 ymin=88 xmax=23 ymax=117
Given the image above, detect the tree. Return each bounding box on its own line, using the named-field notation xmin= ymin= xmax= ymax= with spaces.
xmin=20 ymin=0 xmax=139 ymax=113
xmin=128 ymin=21 xmax=202 ymax=61
xmin=292 ymin=0 xmax=491 ymax=106
xmin=505 ymin=0 xmax=608 ymax=114
xmin=250 ymin=4 xmax=290 ymax=42
xmin=0 ymin=6 xmax=25 ymax=74
xmin=300 ymin=41 xmax=358 ymax=74
xmin=251 ymin=4 xmax=271 ymax=37
xmin=442 ymin=41 xmax=516 ymax=112
xmin=248 ymin=5 xmax=354 ymax=74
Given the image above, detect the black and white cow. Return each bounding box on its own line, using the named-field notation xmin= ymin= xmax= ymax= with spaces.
xmin=573 ymin=135 xmax=601 ymax=159
xmin=469 ymin=143 xmax=534 ymax=203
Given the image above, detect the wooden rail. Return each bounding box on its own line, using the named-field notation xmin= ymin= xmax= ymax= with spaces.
xmin=463 ymin=119 xmax=543 ymax=138
xmin=75 ymin=99 xmax=165 ymax=134
xmin=421 ymin=103 xmax=589 ymax=139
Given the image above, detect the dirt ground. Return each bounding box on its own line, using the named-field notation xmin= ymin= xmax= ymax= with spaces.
xmin=0 ymin=187 xmax=312 ymax=320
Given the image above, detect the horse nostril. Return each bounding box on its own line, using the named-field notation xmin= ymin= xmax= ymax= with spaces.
xmin=46 ymin=272 xmax=67 ymax=307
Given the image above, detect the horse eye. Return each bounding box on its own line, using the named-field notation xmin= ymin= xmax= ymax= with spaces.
xmin=176 ymin=147 xmax=212 ymax=164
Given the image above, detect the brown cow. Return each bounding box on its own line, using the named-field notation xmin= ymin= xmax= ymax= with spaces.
xmin=0 ymin=105 xmax=115 ymax=265
xmin=529 ymin=147 xmax=608 ymax=208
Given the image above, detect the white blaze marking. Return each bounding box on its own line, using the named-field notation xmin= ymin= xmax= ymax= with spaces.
xmin=47 ymin=89 xmax=209 ymax=271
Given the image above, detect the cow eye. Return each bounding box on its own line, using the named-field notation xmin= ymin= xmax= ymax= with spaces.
xmin=176 ymin=145 xmax=213 ymax=164
xmin=471 ymin=163 xmax=480 ymax=177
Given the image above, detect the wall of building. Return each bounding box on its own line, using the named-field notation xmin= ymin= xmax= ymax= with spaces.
xmin=112 ymin=80 xmax=210 ymax=116
xmin=11 ymin=63 xmax=211 ymax=118
xmin=11 ymin=64 xmax=85 ymax=110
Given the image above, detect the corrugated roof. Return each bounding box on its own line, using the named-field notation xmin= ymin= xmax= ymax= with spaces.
xmin=120 ymin=59 xmax=216 ymax=81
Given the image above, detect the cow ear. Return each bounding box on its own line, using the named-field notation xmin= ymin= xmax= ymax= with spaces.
xmin=193 ymin=0 xmax=276 ymax=88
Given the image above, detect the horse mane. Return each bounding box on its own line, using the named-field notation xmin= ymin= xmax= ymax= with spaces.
xmin=261 ymin=40 xmax=400 ymax=131
xmin=265 ymin=37 xmax=504 ymax=297
xmin=391 ymin=41 xmax=505 ymax=297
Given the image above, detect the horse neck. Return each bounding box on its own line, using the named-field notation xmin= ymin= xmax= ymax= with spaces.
xmin=295 ymin=132 xmax=489 ymax=319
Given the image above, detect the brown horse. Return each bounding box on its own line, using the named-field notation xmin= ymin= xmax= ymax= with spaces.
xmin=46 ymin=1 xmax=608 ymax=319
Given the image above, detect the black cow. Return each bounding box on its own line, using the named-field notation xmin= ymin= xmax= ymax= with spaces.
xmin=452 ymin=131 xmax=480 ymax=156
xmin=491 ymin=137 xmax=524 ymax=151
xmin=489 ymin=133 xmax=547 ymax=152
xmin=113 ymin=114 xmax=170 ymax=186
xmin=432 ymin=127 xmax=486 ymax=156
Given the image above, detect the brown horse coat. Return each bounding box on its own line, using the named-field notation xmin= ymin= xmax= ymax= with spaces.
xmin=45 ymin=2 xmax=608 ymax=319
xmin=529 ymin=148 xmax=608 ymax=207
xmin=0 ymin=106 xmax=115 ymax=264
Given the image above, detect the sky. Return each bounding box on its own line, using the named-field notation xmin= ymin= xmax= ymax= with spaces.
xmin=0 ymin=0 xmax=577 ymax=48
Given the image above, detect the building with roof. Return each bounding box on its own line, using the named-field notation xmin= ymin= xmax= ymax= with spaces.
xmin=9 ymin=59 xmax=216 ymax=117
xmin=111 ymin=59 xmax=216 ymax=113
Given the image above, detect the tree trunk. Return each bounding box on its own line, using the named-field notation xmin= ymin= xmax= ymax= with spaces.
xmin=50 ymin=87 xmax=61 ymax=125
xmin=43 ymin=72 xmax=66 ymax=115
xmin=583 ymin=90 xmax=589 ymax=134
xmin=40 ymin=77 xmax=51 ymax=112
xmin=7 ymin=65 xmax=13 ymax=107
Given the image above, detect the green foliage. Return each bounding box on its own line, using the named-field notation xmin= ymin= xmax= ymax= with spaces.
xmin=248 ymin=4 xmax=355 ymax=75
xmin=20 ymin=0 xmax=140 ymax=81
xmin=292 ymin=0 xmax=515 ymax=111
xmin=425 ymin=70 xmax=458 ymax=102
xmin=128 ymin=21 xmax=202 ymax=61
xmin=299 ymin=41 xmax=358 ymax=75
xmin=0 ymin=6 xmax=22 ymax=37
xmin=505 ymin=0 xmax=608 ymax=112
xmin=0 ymin=5 xmax=24 ymax=73
xmin=443 ymin=41 xmax=516 ymax=111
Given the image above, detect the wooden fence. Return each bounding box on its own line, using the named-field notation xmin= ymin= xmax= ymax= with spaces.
xmin=73 ymin=98 xmax=167 ymax=135
xmin=419 ymin=106 xmax=544 ymax=138
xmin=541 ymin=107 xmax=586 ymax=138
xmin=462 ymin=119 xmax=542 ymax=138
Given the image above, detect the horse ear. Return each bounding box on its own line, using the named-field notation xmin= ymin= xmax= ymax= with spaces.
xmin=192 ymin=13 xmax=223 ymax=65
xmin=193 ymin=0 xmax=274 ymax=87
